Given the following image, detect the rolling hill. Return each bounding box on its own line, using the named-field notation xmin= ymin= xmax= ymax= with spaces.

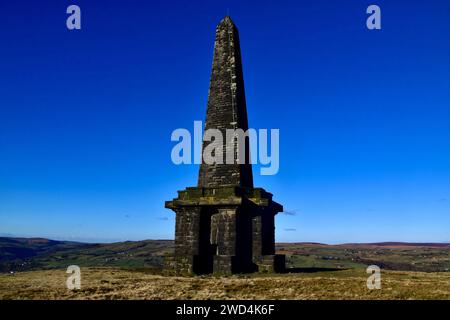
xmin=1 ymin=237 xmax=449 ymax=273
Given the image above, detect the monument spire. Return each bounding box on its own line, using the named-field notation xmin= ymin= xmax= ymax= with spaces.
xmin=166 ymin=17 xmax=284 ymax=275
xmin=198 ymin=15 xmax=253 ymax=188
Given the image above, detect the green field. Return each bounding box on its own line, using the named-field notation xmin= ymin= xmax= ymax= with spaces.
xmin=279 ymin=243 xmax=450 ymax=272
xmin=1 ymin=237 xmax=449 ymax=273
xmin=1 ymin=238 xmax=449 ymax=300
xmin=0 ymin=238 xmax=172 ymax=272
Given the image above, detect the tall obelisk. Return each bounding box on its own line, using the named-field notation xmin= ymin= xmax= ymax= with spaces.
xmin=198 ymin=16 xmax=253 ymax=189
xmin=166 ymin=16 xmax=284 ymax=275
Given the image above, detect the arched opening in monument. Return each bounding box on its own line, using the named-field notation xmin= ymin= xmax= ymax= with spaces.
xmin=193 ymin=207 xmax=215 ymax=275
xmin=193 ymin=206 xmax=257 ymax=274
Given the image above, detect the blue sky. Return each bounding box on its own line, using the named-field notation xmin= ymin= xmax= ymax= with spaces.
xmin=0 ymin=0 xmax=449 ymax=243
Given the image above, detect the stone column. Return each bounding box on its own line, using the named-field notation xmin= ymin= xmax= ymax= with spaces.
xmin=252 ymin=208 xmax=284 ymax=272
xmin=212 ymin=207 xmax=237 ymax=274
xmin=174 ymin=207 xmax=201 ymax=274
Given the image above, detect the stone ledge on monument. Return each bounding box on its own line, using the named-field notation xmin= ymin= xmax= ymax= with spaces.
xmin=165 ymin=197 xmax=242 ymax=208
xmin=165 ymin=185 xmax=282 ymax=211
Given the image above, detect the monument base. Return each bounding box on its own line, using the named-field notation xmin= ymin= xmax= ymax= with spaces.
xmin=165 ymin=253 xmax=286 ymax=274
xmin=165 ymin=186 xmax=284 ymax=275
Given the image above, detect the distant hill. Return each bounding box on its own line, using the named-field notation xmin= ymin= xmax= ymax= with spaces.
xmin=0 ymin=237 xmax=449 ymax=273
xmin=277 ymin=242 xmax=450 ymax=248
xmin=0 ymin=237 xmax=93 ymax=261
xmin=339 ymin=242 xmax=450 ymax=248
xmin=0 ymin=237 xmax=173 ymax=273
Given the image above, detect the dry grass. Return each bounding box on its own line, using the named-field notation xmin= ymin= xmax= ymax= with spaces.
xmin=0 ymin=268 xmax=449 ymax=300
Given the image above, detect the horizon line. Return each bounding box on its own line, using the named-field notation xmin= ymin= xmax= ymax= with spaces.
xmin=1 ymin=235 xmax=449 ymax=246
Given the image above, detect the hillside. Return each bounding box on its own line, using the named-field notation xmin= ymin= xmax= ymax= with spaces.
xmin=278 ymin=242 xmax=450 ymax=272
xmin=1 ymin=237 xmax=449 ymax=300
xmin=0 ymin=237 xmax=172 ymax=273
xmin=1 ymin=237 xmax=449 ymax=273
xmin=0 ymin=267 xmax=449 ymax=300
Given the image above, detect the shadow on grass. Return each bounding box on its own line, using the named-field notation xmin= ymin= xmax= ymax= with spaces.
xmin=283 ymin=267 xmax=348 ymax=273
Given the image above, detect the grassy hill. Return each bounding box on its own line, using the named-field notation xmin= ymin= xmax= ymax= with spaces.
xmin=1 ymin=267 xmax=449 ymax=300
xmin=0 ymin=237 xmax=172 ymax=273
xmin=1 ymin=237 xmax=449 ymax=273
xmin=279 ymin=242 xmax=450 ymax=272
xmin=1 ymin=238 xmax=449 ymax=300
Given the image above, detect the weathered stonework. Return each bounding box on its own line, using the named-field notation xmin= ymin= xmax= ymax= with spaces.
xmin=165 ymin=16 xmax=284 ymax=274
xmin=198 ymin=16 xmax=253 ymax=189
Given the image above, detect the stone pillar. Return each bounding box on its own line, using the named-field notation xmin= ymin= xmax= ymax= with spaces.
xmin=212 ymin=208 xmax=237 ymax=274
xmin=173 ymin=207 xmax=201 ymax=274
xmin=252 ymin=209 xmax=284 ymax=272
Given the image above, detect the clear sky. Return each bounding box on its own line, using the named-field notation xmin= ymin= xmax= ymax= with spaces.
xmin=0 ymin=0 xmax=449 ymax=243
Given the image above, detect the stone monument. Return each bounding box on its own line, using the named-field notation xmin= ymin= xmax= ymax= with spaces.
xmin=165 ymin=16 xmax=284 ymax=274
